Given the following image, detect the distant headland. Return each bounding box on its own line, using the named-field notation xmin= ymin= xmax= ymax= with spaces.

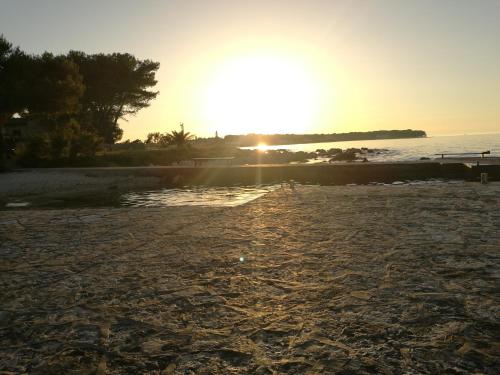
xmin=224 ymin=129 xmax=427 ymax=147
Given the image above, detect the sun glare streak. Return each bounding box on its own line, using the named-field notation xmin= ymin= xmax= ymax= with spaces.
xmin=256 ymin=143 xmax=268 ymax=152
xmin=201 ymin=54 xmax=321 ymax=135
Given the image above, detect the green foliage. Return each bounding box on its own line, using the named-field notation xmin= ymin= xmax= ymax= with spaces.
xmin=16 ymin=119 xmax=103 ymax=166
xmin=145 ymin=132 xmax=171 ymax=146
xmin=144 ymin=124 xmax=196 ymax=148
xmin=1 ymin=36 xmax=85 ymax=167
xmin=50 ymin=131 xmax=69 ymax=159
xmin=117 ymin=139 xmax=146 ymax=150
xmin=0 ymin=35 xmax=29 ymax=125
xmin=21 ymin=135 xmax=51 ymax=164
xmin=0 ymin=37 xmax=84 ymax=126
xmin=15 ymin=139 xmax=316 ymax=167
xmin=1 ymin=35 xmax=161 ymax=167
xmin=167 ymin=123 xmax=195 ymax=148
xmin=68 ymin=51 xmax=160 ymax=143
xmin=25 ymin=53 xmax=84 ymax=117
xmin=69 ymin=130 xmax=102 ymax=158
xmin=64 ymin=148 xmax=187 ymax=167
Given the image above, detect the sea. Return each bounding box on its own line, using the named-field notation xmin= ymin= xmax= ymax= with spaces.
xmin=243 ymin=133 xmax=500 ymax=162
xmin=5 ymin=133 xmax=499 ymax=210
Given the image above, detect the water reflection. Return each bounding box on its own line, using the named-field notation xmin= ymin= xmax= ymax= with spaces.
xmin=120 ymin=185 xmax=280 ymax=207
xmin=242 ymin=133 xmax=500 ymax=162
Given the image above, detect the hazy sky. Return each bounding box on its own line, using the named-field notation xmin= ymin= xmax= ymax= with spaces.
xmin=1 ymin=0 xmax=499 ymax=139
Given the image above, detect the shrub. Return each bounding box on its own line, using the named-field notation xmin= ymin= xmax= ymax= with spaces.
xmin=22 ymin=135 xmax=51 ymax=163
xmin=69 ymin=130 xmax=102 ymax=158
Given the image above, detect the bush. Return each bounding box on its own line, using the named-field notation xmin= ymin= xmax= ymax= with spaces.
xmin=50 ymin=132 xmax=68 ymax=159
xmin=21 ymin=135 xmax=51 ymax=165
xmin=15 ymin=119 xmax=104 ymax=166
xmin=69 ymin=130 xmax=102 ymax=158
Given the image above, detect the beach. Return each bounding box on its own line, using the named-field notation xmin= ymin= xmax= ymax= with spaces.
xmin=2 ymin=163 xmax=498 ymax=208
xmin=1 ymin=183 xmax=499 ymax=374
xmin=0 ymin=169 xmax=163 ymax=199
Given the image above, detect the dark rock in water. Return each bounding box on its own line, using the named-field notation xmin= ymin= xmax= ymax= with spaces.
xmin=359 ymin=148 xmax=375 ymax=154
xmin=420 ymin=157 xmax=430 ymax=160
xmin=327 ymin=148 xmax=342 ymax=155
xmin=330 ymin=150 xmax=357 ymax=161
xmin=315 ymin=149 xmax=327 ymax=155
xmin=347 ymin=148 xmax=362 ymax=154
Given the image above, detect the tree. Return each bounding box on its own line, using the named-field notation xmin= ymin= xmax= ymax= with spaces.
xmin=0 ymin=36 xmax=28 ymax=128
xmin=168 ymin=123 xmax=195 ymax=148
xmin=25 ymin=53 xmax=84 ymax=117
xmin=145 ymin=131 xmax=171 ymax=146
xmin=68 ymin=51 xmax=160 ymax=143
xmin=0 ymin=36 xmax=84 ymax=166
xmin=1 ymin=39 xmax=84 ymax=127
xmin=146 ymin=132 xmax=163 ymax=144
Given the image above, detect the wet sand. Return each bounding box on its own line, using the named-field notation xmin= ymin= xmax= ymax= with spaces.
xmin=1 ymin=183 xmax=499 ymax=374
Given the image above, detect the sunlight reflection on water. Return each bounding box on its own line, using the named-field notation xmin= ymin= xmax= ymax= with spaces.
xmin=120 ymin=185 xmax=280 ymax=207
xmin=242 ymin=133 xmax=500 ymax=162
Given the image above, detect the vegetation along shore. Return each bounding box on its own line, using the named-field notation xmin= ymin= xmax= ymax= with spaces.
xmin=1 ymin=35 xmax=430 ymax=170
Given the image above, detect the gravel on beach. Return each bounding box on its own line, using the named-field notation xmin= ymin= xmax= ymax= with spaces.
xmin=1 ymin=183 xmax=499 ymax=374
xmin=0 ymin=169 xmax=162 ymax=199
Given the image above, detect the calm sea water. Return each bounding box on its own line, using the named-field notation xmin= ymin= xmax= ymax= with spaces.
xmin=121 ymin=185 xmax=279 ymax=207
xmin=245 ymin=133 xmax=500 ymax=162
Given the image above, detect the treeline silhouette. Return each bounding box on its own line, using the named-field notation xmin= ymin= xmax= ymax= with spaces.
xmin=1 ymin=34 xmax=427 ymax=168
xmin=0 ymin=35 xmax=159 ymax=167
xmin=225 ymin=130 xmax=426 ymax=146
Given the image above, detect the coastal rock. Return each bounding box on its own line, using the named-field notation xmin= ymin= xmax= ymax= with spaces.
xmin=330 ymin=150 xmax=358 ymax=161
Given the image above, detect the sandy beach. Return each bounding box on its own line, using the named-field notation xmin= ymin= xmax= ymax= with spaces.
xmin=1 ymin=183 xmax=499 ymax=374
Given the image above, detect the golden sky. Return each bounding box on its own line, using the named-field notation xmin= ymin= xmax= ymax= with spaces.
xmin=1 ymin=0 xmax=499 ymax=139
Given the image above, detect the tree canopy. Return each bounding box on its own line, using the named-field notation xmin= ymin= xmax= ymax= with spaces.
xmin=25 ymin=53 xmax=84 ymax=117
xmin=0 ymin=36 xmax=84 ymax=127
xmin=1 ymin=35 xmax=160 ymax=144
xmin=1 ymin=36 xmax=86 ymax=166
xmin=0 ymin=36 xmax=29 ymax=126
xmin=169 ymin=124 xmax=195 ymax=148
xmin=145 ymin=124 xmax=195 ymax=148
xmin=68 ymin=51 xmax=160 ymax=143
xmin=1 ymin=35 xmax=161 ymax=167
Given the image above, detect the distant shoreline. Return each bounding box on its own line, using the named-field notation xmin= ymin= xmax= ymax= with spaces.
xmin=240 ymin=135 xmax=427 ymax=149
xmin=225 ymin=130 xmax=427 ymax=147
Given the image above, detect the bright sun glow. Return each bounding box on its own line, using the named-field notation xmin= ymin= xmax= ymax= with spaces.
xmin=202 ymin=55 xmax=320 ymax=135
xmin=256 ymin=142 xmax=267 ymax=151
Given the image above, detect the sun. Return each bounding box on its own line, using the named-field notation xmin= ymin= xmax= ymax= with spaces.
xmin=201 ymin=54 xmax=320 ymax=135
xmin=256 ymin=142 xmax=268 ymax=151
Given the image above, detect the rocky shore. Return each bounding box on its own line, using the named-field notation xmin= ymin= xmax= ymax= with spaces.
xmin=1 ymin=183 xmax=499 ymax=374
